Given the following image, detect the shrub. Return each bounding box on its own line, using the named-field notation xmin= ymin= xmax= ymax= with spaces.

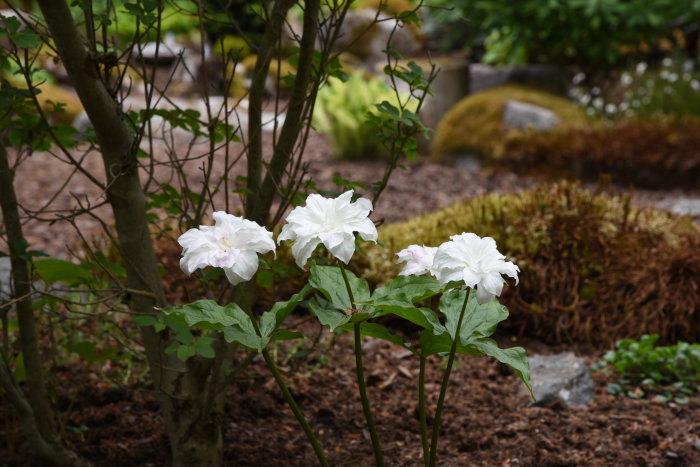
xmin=502 ymin=119 xmax=700 ymax=189
xmin=359 ymin=181 xmax=700 ymax=347
xmin=312 ymin=70 xmax=415 ymax=159
xmin=594 ymin=334 xmax=700 ymax=404
xmin=430 ymin=85 xmax=591 ymax=163
xmin=426 ymin=0 xmax=699 ymax=67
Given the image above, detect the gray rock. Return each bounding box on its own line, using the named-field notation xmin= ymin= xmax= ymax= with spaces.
xmin=454 ymin=152 xmax=482 ymax=172
xmin=503 ymin=100 xmax=560 ymax=131
xmin=527 ymin=352 xmax=595 ymax=408
xmin=654 ymin=197 xmax=700 ymax=219
xmin=470 ymin=63 xmax=570 ymax=95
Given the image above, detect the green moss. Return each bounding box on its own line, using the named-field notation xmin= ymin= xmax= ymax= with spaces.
xmin=431 ymin=84 xmax=593 ymax=162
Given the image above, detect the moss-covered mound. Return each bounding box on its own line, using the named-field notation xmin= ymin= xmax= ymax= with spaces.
xmin=501 ymin=119 xmax=700 ymax=189
xmin=431 ymin=84 xmax=591 ymax=163
xmin=360 ymin=181 xmax=700 ymax=347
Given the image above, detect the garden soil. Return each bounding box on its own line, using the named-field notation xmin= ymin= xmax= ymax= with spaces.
xmin=2 ymin=332 xmax=699 ymax=466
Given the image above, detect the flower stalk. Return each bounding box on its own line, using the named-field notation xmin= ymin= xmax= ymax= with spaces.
xmin=418 ymin=355 xmax=429 ymax=466
xmin=428 ymin=288 xmax=471 ymax=467
xmin=338 ymin=263 xmax=385 ymax=467
xmin=237 ymin=285 xmax=329 ymax=467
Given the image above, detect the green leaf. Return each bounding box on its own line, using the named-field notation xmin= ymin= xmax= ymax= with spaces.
xmin=259 ymin=284 xmax=312 ymax=339
xmin=309 ymin=265 xmax=370 ymax=311
xmin=133 ymin=315 xmax=158 ymax=327
xmin=11 ymin=29 xmax=39 ymax=49
xmin=161 ymin=300 xmax=251 ymax=331
xmin=270 ymin=329 xmax=304 ymax=342
xmin=176 ymin=345 xmax=196 ymax=362
xmin=67 ymin=341 xmax=126 ymax=363
xmin=194 ymin=337 xmax=215 ymax=358
xmin=340 ymin=322 xmax=417 ymax=355
xmin=221 ymin=325 xmax=264 ymax=351
xmin=308 ymin=296 xmax=350 ymax=331
xmin=364 ymin=275 xmax=444 ymax=329
xmin=440 ymin=290 xmax=509 ymax=343
xmin=470 ymin=337 xmax=532 ymax=397
xmin=33 ymin=259 xmax=91 ymax=285
xmin=2 ymin=16 xmax=21 ymax=34
xmin=418 ymin=328 xmax=480 ymax=357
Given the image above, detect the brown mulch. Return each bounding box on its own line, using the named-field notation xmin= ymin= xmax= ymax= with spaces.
xmin=2 ymin=331 xmax=699 ymax=466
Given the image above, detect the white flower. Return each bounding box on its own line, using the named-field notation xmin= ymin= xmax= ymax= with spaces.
xmin=636 ymin=62 xmax=647 ymax=75
xmin=662 ymin=57 xmax=673 ymax=68
xmin=396 ymin=245 xmax=439 ymax=277
xmin=620 ymin=72 xmax=633 ymax=87
xmin=433 ymin=233 xmax=519 ymax=304
xmin=178 ymin=212 xmax=275 ymax=285
xmin=278 ymin=190 xmax=377 ymax=268
xmin=692 ymin=80 xmax=700 ymax=91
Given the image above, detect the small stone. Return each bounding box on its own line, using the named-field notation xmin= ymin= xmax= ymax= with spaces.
xmin=503 ymin=100 xmax=561 ymax=131
xmin=526 ymin=352 xmax=595 ymax=408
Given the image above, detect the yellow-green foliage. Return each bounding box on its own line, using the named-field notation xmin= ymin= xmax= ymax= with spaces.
xmin=360 ymin=181 xmax=700 ymax=346
xmin=431 ymin=84 xmax=592 ymax=162
xmin=214 ymin=36 xmax=252 ymax=60
xmin=313 ymin=71 xmax=416 ymax=159
xmin=6 ymin=75 xmax=83 ymax=125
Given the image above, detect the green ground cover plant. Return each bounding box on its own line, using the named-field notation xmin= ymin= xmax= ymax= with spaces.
xmin=595 ymin=334 xmax=700 ymax=405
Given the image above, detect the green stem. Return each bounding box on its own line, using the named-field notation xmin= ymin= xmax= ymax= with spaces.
xmin=428 ymin=289 xmax=471 ymax=467
xmin=418 ymin=355 xmax=429 ymax=466
xmin=338 ymin=263 xmax=384 ymax=466
xmin=237 ymin=285 xmax=329 ymax=467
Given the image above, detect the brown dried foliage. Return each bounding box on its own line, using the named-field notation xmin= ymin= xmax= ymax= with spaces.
xmin=503 ymin=120 xmax=700 ymax=189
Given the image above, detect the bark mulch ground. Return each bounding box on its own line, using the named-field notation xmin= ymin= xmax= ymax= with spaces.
xmin=2 ymin=331 xmax=699 ymax=466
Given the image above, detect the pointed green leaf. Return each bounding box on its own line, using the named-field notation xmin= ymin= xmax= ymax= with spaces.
xmin=309 ymin=265 xmax=370 ymax=311
xmin=260 ymin=284 xmax=312 ymax=339
xmin=33 ymin=258 xmax=91 ymax=285
xmin=308 ymin=296 xmax=350 ymax=331
xmin=270 ymin=329 xmax=304 ymax=342
xmin=161 ymin=300 xmax=251 ymax=331
xmin=469 ymin=337 xmax=532 ymax=397
xmin=221 ymin=325 xmax=264 ymax=351
xmin=440 ymin=290 xmax=508 ymax=343
xmin=340 ymin=322 xmax=417 ymax=355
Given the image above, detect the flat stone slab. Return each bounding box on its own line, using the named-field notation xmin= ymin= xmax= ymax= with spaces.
xmin=527 ymin=352 xmax=595 ymax=408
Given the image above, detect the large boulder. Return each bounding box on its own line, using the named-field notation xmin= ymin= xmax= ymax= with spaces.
xmin=527 ymin=352 xmax=595 ymax=408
